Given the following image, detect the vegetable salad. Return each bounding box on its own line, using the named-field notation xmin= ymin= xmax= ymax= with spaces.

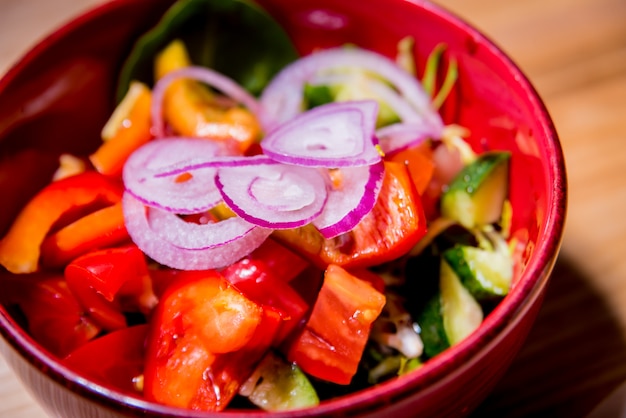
xmin=0 ymin=0 xmax=517 ymax=412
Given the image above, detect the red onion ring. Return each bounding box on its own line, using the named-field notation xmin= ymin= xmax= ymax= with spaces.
xmin=309 ymin=73 xmax=424 ymax=124
xmin=259 ymin=47 xmax=443 ymax=131
xmin=151 ymin=66 xmax=264 ymax=137
xmin=123 ymin=137 xmax=232 ymax=214
xmin=313 ymin=161 xmax=385 ymax=239
xmin=152 ymin=154 xmax=275 ymax=178
xmin=122 ymin=192 xmax=272 ymax=270
xmin=215 ymin=159 xmax=329 ymax=228
xmin=261 ymin=100 xmax=381 ymax=168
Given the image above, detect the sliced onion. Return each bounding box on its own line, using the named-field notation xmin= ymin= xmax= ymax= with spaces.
xmin=123 ymin=192 xmax=272 ymax=270
xmin=376 ymin=122 xmax=439 ymax=156
xmin=153 ymin=154 xmax=275 ymax=178
xmin=260 ymin=46 xmax=443 ymax=130
xmin=215 ymin=159 xmax=328 ymax=229
xmin=123 ymin=137 xmax=232 ymax=214
xmin=309 ymin=72 xmax=424 ymax=124
xmin=313 ymin=161 xmax=385 ymax=239
xmin=261 ymin=100 xmax=381 ymax=168
xmin=151 ymin=66 xmax=263 ymax=137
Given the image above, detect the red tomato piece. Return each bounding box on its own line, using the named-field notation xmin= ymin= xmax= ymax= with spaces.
xmin=274 ymin=161 xmax=428 ymax=269
xmin=143 ymin=271 xmax=281 ymax=411
xmin=147 ymin=268 xmax=209 ymax=300
xmin=63 ymin=324 xmax=149 ymax=396
xmin=64 ymin=244 xmax=156 ymax=330
xmin=4 ymin=275 xmax=101 ymax=357
xmin=221 ymin=258 xmax=309 ymax=344
xmin=348 ymin=268 xmax=386 ymax=294
xmin=286 ymin=264 xmax=386 ymax=385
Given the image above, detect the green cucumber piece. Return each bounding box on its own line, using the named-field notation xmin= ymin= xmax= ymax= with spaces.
xmin=331 ymin=78 xmax=401 ymax=127
xmin=441 ymin=151 xmax=511 ymax=229
xmin=239 ymin=351 xmax=319 ymax=411
xmin=302 ymin=67 xmax=401 ymax=127
xmin=417 ymin=293 xmax=450 ymax=358
xmin=303 ymin=83 xmax=334 ymax=109
xmin=442 ymin=245 xmax=513 ymax=300
xmin=440 ymin=259 xmax=483 ymax=346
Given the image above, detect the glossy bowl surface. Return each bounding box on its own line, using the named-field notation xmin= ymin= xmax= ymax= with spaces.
xmin=0 ymin=0 xmax=566 ymax=417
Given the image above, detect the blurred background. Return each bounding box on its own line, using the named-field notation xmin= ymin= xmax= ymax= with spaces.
xmin=1 ymin=0 xmax=626 ymax=416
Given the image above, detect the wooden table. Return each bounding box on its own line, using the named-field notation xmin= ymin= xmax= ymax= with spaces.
xmin=2 ymin=0 xmax=626 ymax=416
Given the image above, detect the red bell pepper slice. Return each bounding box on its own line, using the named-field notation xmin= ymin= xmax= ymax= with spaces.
xmin=2 ymin=274 xmax=101 ymax=357
xmin=63 ymin=324 xmax=149 ymax=397
xmin=285 ymin=264 xmax=386 ymax=385
xmin=221 ymin=258 xmax=309 ymax=345
xmin=64 ymin=244 xmax=156 ymax=331
xmin=0 ymin=171 xmax=123 ymax=273
xmin=143 ymin=270 xmax=281 ymax=411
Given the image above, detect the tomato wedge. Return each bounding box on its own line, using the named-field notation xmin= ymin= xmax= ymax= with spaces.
xmin=63 ymin=324 xmax=148 ymax=396
xmin=3 ymin=275 xmax=101 ymax=357
xmin=274 ymin=161 xmax=427 ymax=269
xmin=143 ymin=270 xmax=281 ymax=411
xmin=64 ymin=244 xmax=156 ymax=331
xmin=222 ymin=258 xmax=309 ymax=345
xmin=286 ymin=264 xmax=386 ymax=385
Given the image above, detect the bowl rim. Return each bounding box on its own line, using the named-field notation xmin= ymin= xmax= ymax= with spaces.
xmin=0 ymin=0 xmax=567 ymax=416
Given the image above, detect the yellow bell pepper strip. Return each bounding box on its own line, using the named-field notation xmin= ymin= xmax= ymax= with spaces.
xmin=52 ymin=153 xmax=87 ymax=181
xmin=40 ymin=201 xmax=130 ymax=268
xmin=155 ymin=40 xmax=262 ymax=153
xmin=0 ymin=171 xmax=123 ymax=274
xmin=89 ymin=81 xmax=153 ymax=177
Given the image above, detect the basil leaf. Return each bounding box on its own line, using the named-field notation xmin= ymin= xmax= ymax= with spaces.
xmin=116 ymin=0 xmax=298 ymax=101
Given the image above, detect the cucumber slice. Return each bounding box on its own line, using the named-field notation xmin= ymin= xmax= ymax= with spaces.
xmin=442 ymin=245 xmax=513 ymax=300
xmin=303 ymin=83 xmax=334 ymax=109
xmin=417 ymin=293 xmax=450 ymax=358
xmin=303 ymin=69 xmax=401 ymax=127
xmin=440 ymin=259 xmax=483 ymax=346
xmin=238 ymin=351 xmax=319 ymax=411
xmin=441 ymin=151 xmax=511 ymax=229
xmin=332 ymin=78 xmax=401 ymax=127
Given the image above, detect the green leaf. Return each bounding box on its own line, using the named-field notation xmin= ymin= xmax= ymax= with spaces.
xmin=115 ymin=0 xmax=299 ymax=102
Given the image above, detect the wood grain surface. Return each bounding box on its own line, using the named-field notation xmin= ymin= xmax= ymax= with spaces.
xmin=1 ymin=0 xmax=626 ymax=416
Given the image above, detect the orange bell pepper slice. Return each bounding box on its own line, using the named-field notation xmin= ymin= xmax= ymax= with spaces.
xmin=89 ymin=81 xmax=153 ymax=177
xmin=40 ymin=201 xmax=130 ymax=268
xmin=0 ymin=171 xmax=123 ymax=274
xmin=155 ymin=40 xmax=261 ymax=153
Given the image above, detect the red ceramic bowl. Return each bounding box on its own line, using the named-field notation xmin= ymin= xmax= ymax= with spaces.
xmin=0 ymin=0 xmax=566 ymax=417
